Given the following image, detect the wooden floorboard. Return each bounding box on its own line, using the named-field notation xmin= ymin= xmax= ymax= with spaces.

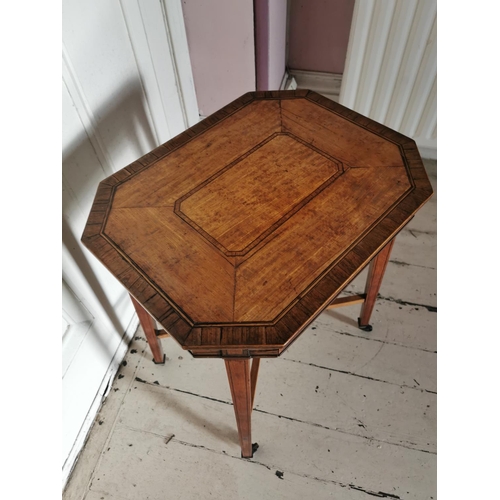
xmin=115 ymin=381 xmax=435 ymax=499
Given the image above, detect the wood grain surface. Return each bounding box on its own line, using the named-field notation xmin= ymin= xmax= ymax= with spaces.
xmin=178 ymin=133 xmax=341 ymax=255
xmin=225 ymin=359 xmax=253 ymax=457
xmin=82 ymin=90 xmax=433 ymax=358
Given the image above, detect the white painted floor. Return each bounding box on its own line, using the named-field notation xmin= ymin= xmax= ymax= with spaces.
xmin=64 ymin=160 xmax=436 ymax=500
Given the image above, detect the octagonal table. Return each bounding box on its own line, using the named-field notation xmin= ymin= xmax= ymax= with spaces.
xmin=82 ymin=90 xmax=433 ymax=458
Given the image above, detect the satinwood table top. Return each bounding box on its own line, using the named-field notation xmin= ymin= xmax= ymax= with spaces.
xmin=82 ymin=90 xmax=433 ymax=358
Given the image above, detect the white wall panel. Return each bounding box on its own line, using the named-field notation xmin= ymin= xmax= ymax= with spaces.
xmin=119 ymin=0 xmax=199 ymax=143
xmin=354 ymin=0 xmax=396 ymax=116
xmin=368 ymin=0 xmax=418 ymax=123
xmin=62 ymin=0 xmax=197 ymax=486
xmin=399 ymin=15 xmax=437 ymax=138
xmin=340 ymin=0 xmax=437 ymax=159
xmin=337 ymin=0 xmax=375 ymax=110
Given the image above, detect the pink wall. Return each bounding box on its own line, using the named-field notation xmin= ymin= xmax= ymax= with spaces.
xmin=255 ymin=0 xmax=288 ymax=90
xmin=182 ymin=0 xmax=255 ymax=117
xmin=287 ymin=0 xmax=355 ymax=74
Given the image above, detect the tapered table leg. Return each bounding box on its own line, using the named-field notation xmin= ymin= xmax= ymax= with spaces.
xmin=358 ymin=239 xmax=395 ymax=331
xmin=225 ymin=358 xmax=255 ymax=458
xmin=130 ymin=295 xmax=165 ymax=364
xmin=250 ymin=358 xmax=260 ymax=408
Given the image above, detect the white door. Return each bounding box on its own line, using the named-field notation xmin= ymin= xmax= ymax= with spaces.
xmin=62 ymin=0 xmax=198 ymax=485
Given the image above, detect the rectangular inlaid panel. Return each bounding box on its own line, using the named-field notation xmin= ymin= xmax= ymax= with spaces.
xmin=178 ymin=134 xmax=341 ymax=255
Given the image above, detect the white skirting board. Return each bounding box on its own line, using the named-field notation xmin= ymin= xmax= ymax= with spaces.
xmin=279 ymin=70 xmax=296 ymax=91
xmin=288 ymin=69 xmax=342 ymax=102
xmin=62 ymin=315 xmax=139 ymax=489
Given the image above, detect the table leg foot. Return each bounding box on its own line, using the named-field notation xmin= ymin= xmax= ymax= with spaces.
xmin=240 ymin=442 xmax=259 ymax=458
xmin=152 ymin=354 xmax=166 ymax=365
xmin=357 ymin=318 xmax=373 ymax=332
